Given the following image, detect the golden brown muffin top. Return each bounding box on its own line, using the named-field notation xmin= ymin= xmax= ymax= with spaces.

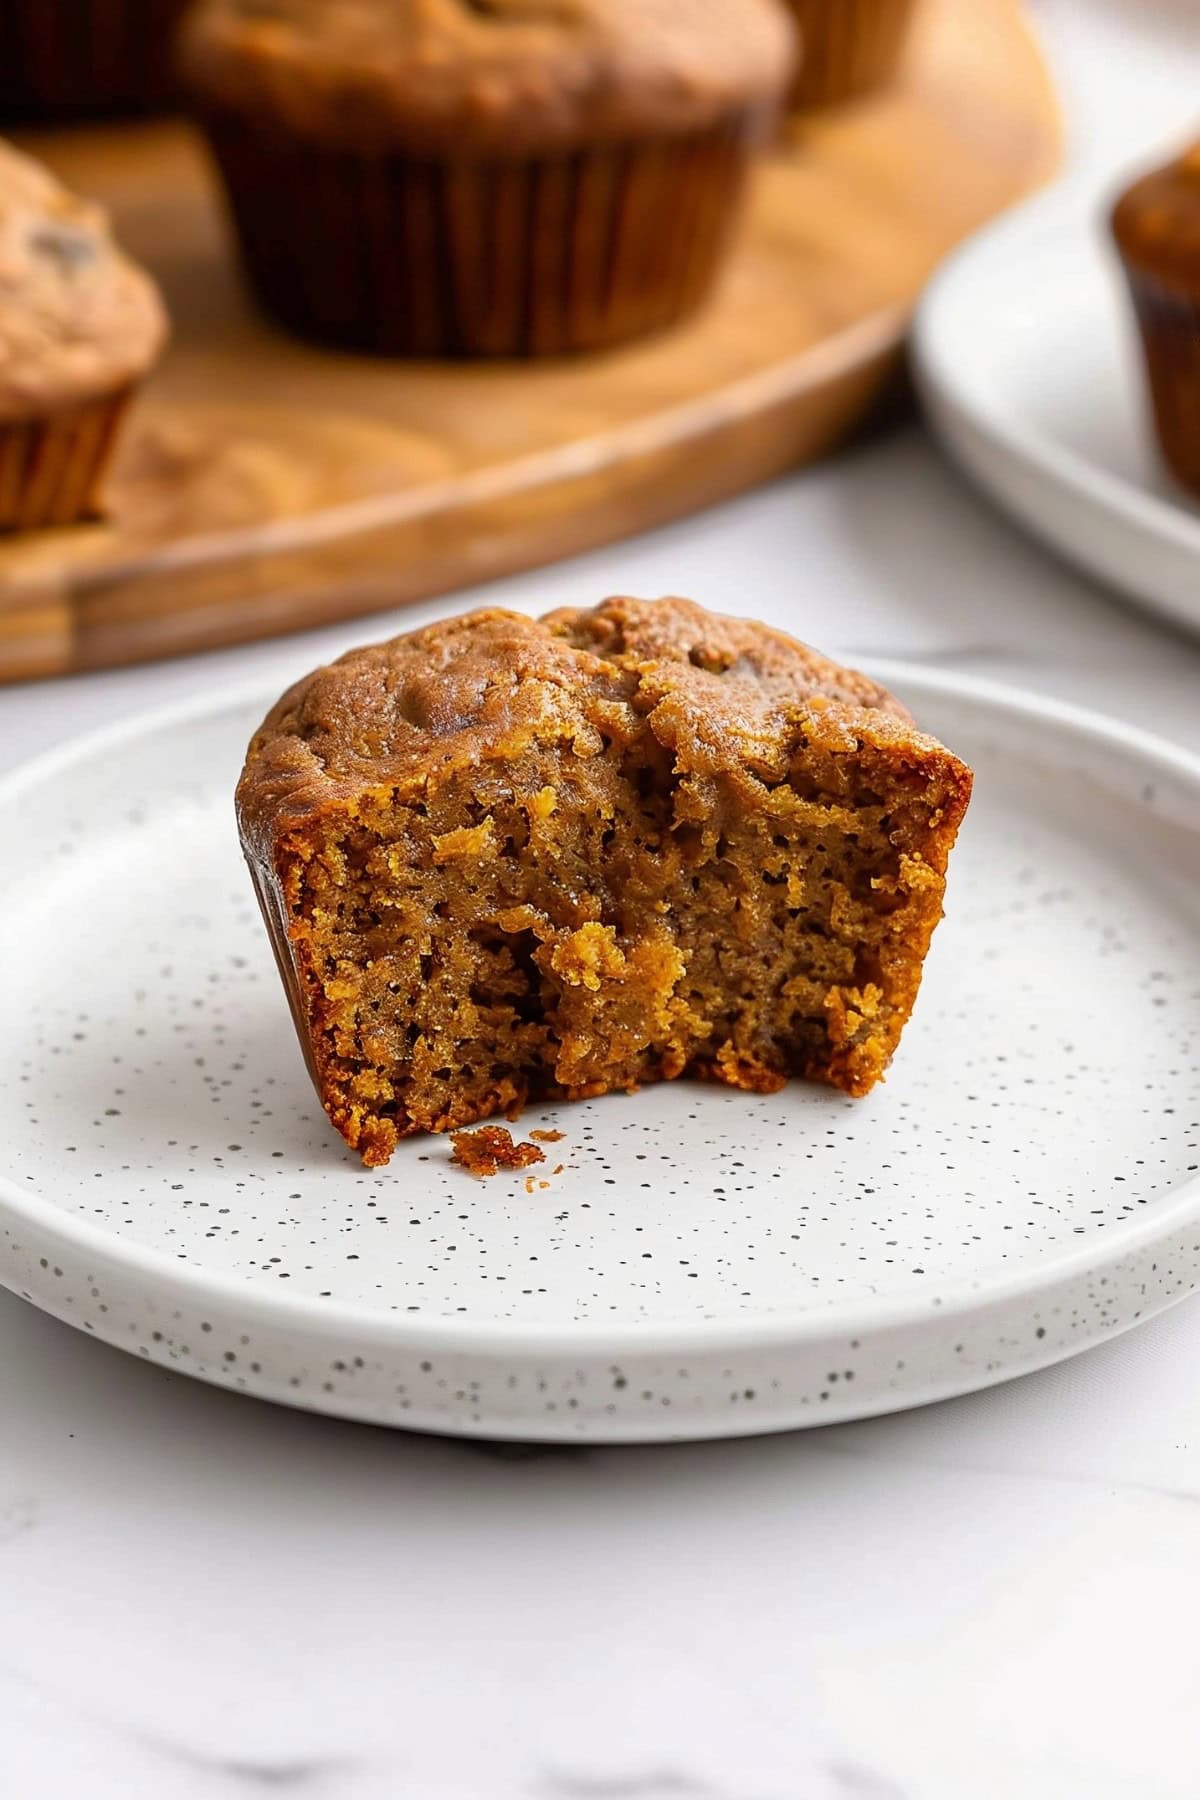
xmin=1111 ymin=140 xmax=1200 ymax=290
xmin=0 ymin=139 xmax=167 ymax=419
xmin=237 ymin=596 xmax=962 ymax=868
xmin=180 ymin=0 xmax=796 ymax=155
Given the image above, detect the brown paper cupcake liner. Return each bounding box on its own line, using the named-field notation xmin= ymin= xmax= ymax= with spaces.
xmin=783 ymin=0 xmax=920 ymax=108
xmin=0 ymin=388 xmax=130 ymax=533
xmin=196 ymin=111 xmax=765 ymax=358
xmin=1125 ymin=272 xmax=1200 ymax=498
xmin=0 ymin=0 xmax=189 ymax=119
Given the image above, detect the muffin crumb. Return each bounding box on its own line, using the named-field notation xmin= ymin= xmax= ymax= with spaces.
xmin=451 ymin=1126 xmax=546 ymax=1179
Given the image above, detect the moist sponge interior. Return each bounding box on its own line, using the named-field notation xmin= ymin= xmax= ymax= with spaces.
xmin=281 ymin=719 xmax=956 ymax=1167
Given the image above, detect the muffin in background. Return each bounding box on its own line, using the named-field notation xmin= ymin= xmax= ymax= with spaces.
xmin=0 ymin=140 xmax=167 ymax=532
xmin=179 ymin=0 xmax=796 ymax=359
xmin=0 ymin=0 xmax=192 ymax=120
xmin=1111 ymin=142 xmax=1200 ymax=500
xmin=782 ymin=0 xmax=919 ymax=109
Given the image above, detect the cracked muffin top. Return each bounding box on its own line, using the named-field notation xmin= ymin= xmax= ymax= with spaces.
xmin=0 ymin=139 xmax=167 ymax=419
xmin=235 ymin=595 xmax=963 ymax=869
xmin=179 ymin=0 xmax=797 ymax=155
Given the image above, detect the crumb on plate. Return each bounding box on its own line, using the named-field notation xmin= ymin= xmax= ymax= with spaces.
xmin=450 ymin=1125 xmax=546 ymax=1178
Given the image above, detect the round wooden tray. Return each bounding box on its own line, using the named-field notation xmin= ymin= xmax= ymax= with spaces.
xmin=1 ymin=0 xmax=1059 ymax=683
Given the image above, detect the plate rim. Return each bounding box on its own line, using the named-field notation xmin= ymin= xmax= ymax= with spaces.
xmin=913 ymin=187 xmax=1200 ymax=559
xmin=3 ymin=658 xmax=1200 ymax=1361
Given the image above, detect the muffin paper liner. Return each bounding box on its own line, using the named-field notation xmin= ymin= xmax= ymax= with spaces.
xmin=1123 ymin=272 xmax=1200 ymax=499
xmin=0 ymin=0 xmax=188 ymax=118
xmin=195 ymin=110 xmax=765 ymax=358
xmin=0 ymin=388 xmax=130 ymax=533
xmin=241 ymin=848 xmax=325 ymax=1108
xmin=783 ymin=0 xmax=919 ymax=107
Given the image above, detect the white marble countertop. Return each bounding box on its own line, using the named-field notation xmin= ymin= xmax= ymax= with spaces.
xmin=5 ymin=6 xmax=1200 ymax=1798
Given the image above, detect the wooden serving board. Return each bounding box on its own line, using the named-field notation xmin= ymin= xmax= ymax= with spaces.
xmin=1 ymin=0 xmax=1059 ymax=682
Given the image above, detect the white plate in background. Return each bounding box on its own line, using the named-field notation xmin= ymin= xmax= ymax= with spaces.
xmin=915 ymin=184 xmax=1200 ymax=638
xmin=1 ymin=668 xmax=1199 ymax=1441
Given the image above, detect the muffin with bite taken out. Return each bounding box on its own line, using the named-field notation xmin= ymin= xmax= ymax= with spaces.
xmin=236 ymin=595 xmax=972 ymax=1167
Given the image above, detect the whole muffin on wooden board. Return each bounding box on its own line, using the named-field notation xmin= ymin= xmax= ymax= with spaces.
xmin=0 ymin=0 xmax=191 ymax=120
xmin=0 ymin=140 xmax=167 ymax=532
xmin=179 ymin=0 xmax=796 ymax=358
xmin=781 ymin=0 xmax=919 ymax=109
xmin=1111 ymin=142 xmax=1200 ymax=499
xmin=237 ymin=595 xmax=972 ymax=1168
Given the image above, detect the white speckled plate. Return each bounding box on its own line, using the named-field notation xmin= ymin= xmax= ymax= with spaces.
xmin=2 ymin=666 xmax=1199 ymax=1442
xmin=915 ymin=183 xmax=1200 ymax=639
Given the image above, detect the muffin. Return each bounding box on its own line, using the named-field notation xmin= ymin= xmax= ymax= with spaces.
xmin=1111 ymin=142 xmax=1200 ymax=499
xmin=0 ymin=0 xmax=192 ymax=120
xmin=237 ymin=596 xmax=972 ymax=1167
xmin=0 ymin=140 xmax=168 ymax=532
xmin=782 ymin=0 xmax=919 ymax=109
xmin=179 ymin=0 xmax=796 ymax=358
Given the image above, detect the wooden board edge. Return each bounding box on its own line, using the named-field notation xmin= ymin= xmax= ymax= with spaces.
xmin=0 ymin=3 xmax=1063 ymax=683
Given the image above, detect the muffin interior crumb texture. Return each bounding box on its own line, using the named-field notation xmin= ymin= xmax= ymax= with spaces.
xmin=450 ymin=1125 xmax=546 ymax=1178
xmin=239 ymin=597 xmax=971 ymax=1167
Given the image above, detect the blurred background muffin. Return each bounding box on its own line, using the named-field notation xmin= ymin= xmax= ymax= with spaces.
xmin=781 ymin=0 xmax=919 ymax=109
xmin=179 ymin=0 xmax=796 ymax=358
xmin=0 ymin=0 xmax=192 ymax=121
xmin=1111 ymin=140 xmax=1200 ymax=499
xmin=0 ymin=139 xmax=167 ymax=530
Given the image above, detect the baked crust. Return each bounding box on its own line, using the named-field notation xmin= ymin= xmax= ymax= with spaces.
xmin=238 ymin=597 xmax=923 ymax=857
xmin=180 ymin=0 xmax=796 ymax=156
